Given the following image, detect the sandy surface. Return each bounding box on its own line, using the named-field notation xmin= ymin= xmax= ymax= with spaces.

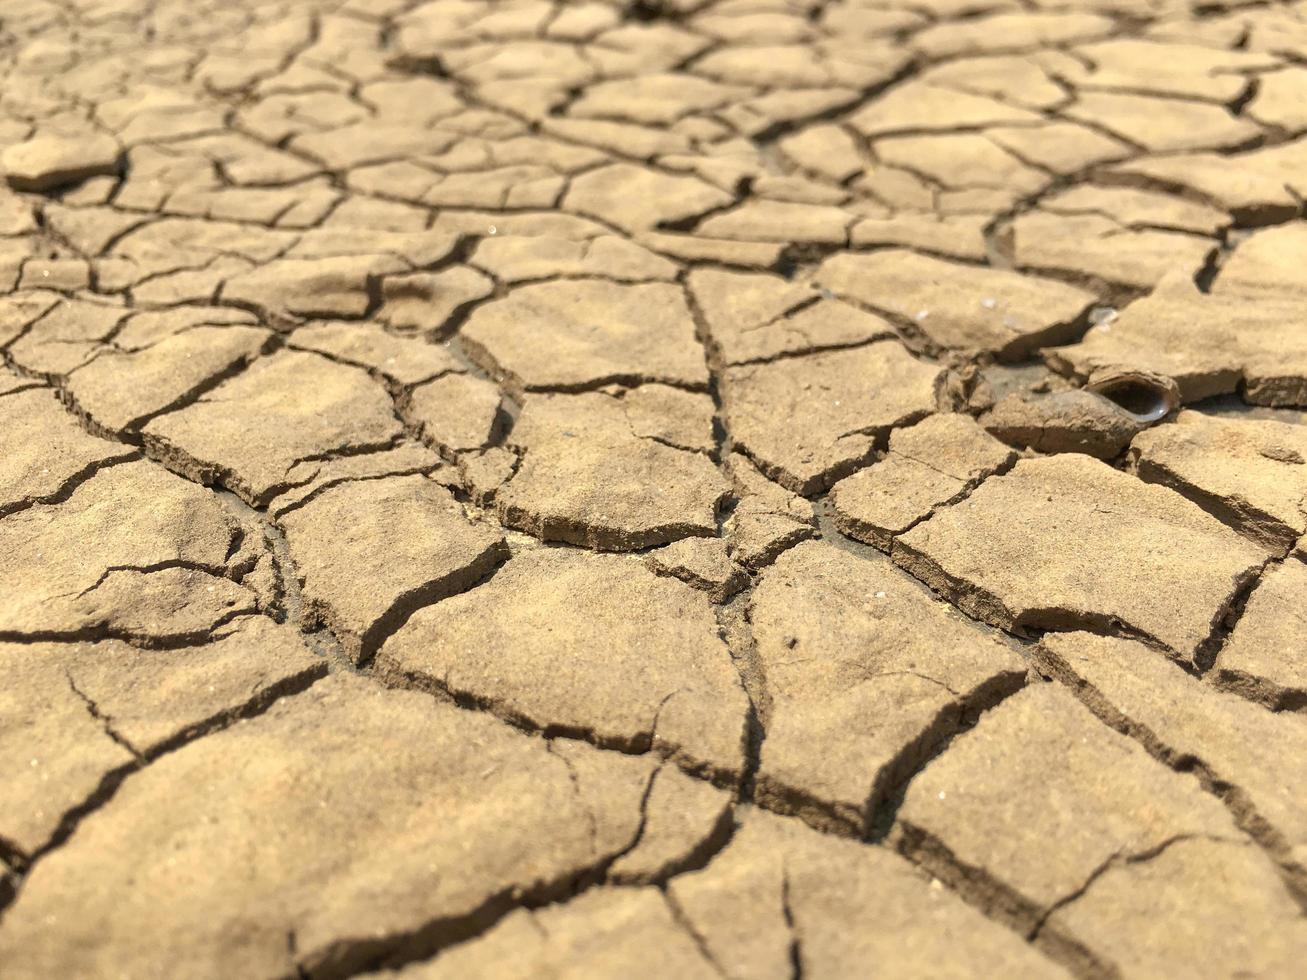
xmin=2 ymin=0 xmax=1307 ymax=976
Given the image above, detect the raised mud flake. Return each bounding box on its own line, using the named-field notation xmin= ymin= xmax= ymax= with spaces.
xmin=913 ymin=10 xmax=1114 ymax=58
xmin=849 ymin=213 xmax=990 ymax=262
xmin=686 ymin=267 xmax=894 ymax=366
xmin=695 ymin=199 xmax=853 ymax=245
xmin=63 ymin=325 xmax=272 ymax=437
xmin=220 ymin=254 xmax=407 ymax=321
xmin=1040 ymin=183 xmax=1230 ymax=237
xmin=371 ymin=887 xmax=720 ymax=979
xmin=495 ymin=388 xmax=729 ymax=550
xmin=848 ymin=80 xmax=1043 ymax=136
xmin=607 ymin=766 xmax=734 ymax=883
xmin=1212 ymin=222 xmax=1307 ymax=300
xmin=919 ymin=51 xmax=1070 ymax=110
xmin=984 ymin=121 xmax=1132 ymax=176
xmin=142 ymin=350 xmax=404 ymax=507
xmin=267 ymin=444 xmax=454 ymax=518
xmin=0 ymin=618 xmax=324 ymax=856
xmin=4 ymin=297 xmax=129 ymax=380
xmin=639 ymin=231 xmax=786 ymax=269
xmin=0 ymin=675 xmax=661 ymax=979
xmin=644 ymin=537 xmax=748 ymax=603
xmin=441 ymin=39 xmax=601 ymax=90
xmin=296 ymin=129 xmax=460 ymax=179
xmin=895 ymin=683 xmax=1304 ymax=973
xmin=1037 ymin=631 xmax=1307 ymax=886
xmin=288 ymin=322 xmax=465 ymax=387
xmin=18 ymin=256 xmax=91 ymax=292
xmin=280 ymin=474 xmax=507 ymax=664
xmin=458 ymin=447 xmax=520 ymax=506
xmin=0 ymin=387 xmax=136 ymax=515
xmin=1130 ymin=410 xmax=1307 ymax=552
xmin=1011 ymin=211 xmax=1217 ymax=291
xmin=1247 ymin=66 xmax=1307 ymax=132
xmin=778 ymin=123 xmax=866 ymax=183
xmin=722 ymin=341 xmax=942 ymax=496
xmin=1063 ymin=91 xmax=1262 ymax=153
xmin=751 ymin=541 xmax=1027 ymax=835
xmin=668 ymin=809 xmax=1069 ymax=979
xmin=691 ymin=39 xmax=908 ymax=90
xmin=377 ymin=549 xmax=749 ymax=782
xmin=899 ymin=682 xmax=1239 ymax=897
xmin=1048 ymin=837 xmax=1307 ymax=980
xmin=1067 ymin=38 xmax=1279 ymax=104
xmin=377 ymin=267 xmax=496 ymax=337
xmin=562 ymin=162 xmax=734 ymax=234
xmin=1215 ymin=559 xmax=1307 ymax=710
xmin=831 ymin=414 xmax=1017 ymax=552
xmin=103 ymin=306 xmax=259 ymax=354
xmin=895 ymin=454 xmax=1267 ymax=662
xmin=872 ymin=132 xmax=1051 ymax=205
xmin=406 ymin=373 xmax=503 ymax=455
xmin=460 ymin=279 xmax=710 ymax=393
xmin=568 ymin=72 xmax=749 ymax=127
xmin=722 ymin=452 xmax=817 ymax=571
xmin=469 ymin=234 xmax=678 ymax=284
xmin=1047 ymin=287 xmax=1307 ymax=407
xmin=285 ymin=228 xmax=464 ymax=272
xmin=98 ymin=216 xmax=294 ymax=291
xmin=816 ymin=249 xmax=1095 ymax=360
xmin=0 ymin=460 xmax=263 ymax=642
xmin=982 ymin=387 xmax=1145 ymax=460
xmin=40 ymin=202 xmax=149 ymax=257
xmin=1 ymin=131 xmax=122 ymax=192
xmin=1105 ymin=152 xmax=1299 ymax=227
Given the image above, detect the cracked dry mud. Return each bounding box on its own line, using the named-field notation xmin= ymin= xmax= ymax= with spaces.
xmin=1 ymin=1 xmax=1306 ymax=978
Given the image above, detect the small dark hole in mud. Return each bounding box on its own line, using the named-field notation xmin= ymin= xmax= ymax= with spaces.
xmin=1096 ymin=380 xmax=1165 ymax=417
xmin=629 ymin=0 xmax=666 ymax=21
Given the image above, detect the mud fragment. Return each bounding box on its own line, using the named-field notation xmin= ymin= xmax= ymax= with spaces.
xmin=982 ymin=388 xmax=1144 ymax=459
xmin=894 ymin=454 xmax=1267 ymax=662
xmin=1130 ymin=410 xmax=1307 ymax=552
xmin=142 ymin=351 xmax=404 ymax=506
xmin=723 ymin=341 xmax=942 ymax=496
xmin=831 ymin=414 xmax=1016 ymax=551
xmin=280 ymin=474 xmax=508 ymax=663
xmin=0 ymin=676 xmax=663 ymax=979
xmin=461 ymin=279 xmax=709 ymax=393
xmin=0 ymin=617 xmax=324 ymax=855
xmin=752 ymin=541 xmax=1028 ymax=835
xmin=0 ymin=387 xmax=136 ymax=515
xmin=496 ymin=389 xmax=728 ymax=550
xmin=670 ymin=809 xmax=1069 ymax=978
xmin=64 ymin=326 xmax=272 ymax=436
xmin=2 ymin=132 xmax=122 ymax=192
xmin=644 ymin=537 xmax=748 ymax=603
xmin=1214 ymin=559 xmax=1307 ymax=711
xmin=722 ymin=452 xmax=818 ymax=570
xmin=1037 ymin=631 xmax=1307 ymax=901
xmin=377 ymin=549 xmax=748 ymax=782
xmin=0 ymin=461 xmax=264 ymax=642
xmin=1048 ymin=286 xmax=1307 ymax=407
xmin=895 ymin=683 xmax=1307 ymax=974
xmin=817 ymin=250 xmax=1094 ymax=360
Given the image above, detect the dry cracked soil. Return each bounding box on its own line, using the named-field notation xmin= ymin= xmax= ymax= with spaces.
xmin=2 ymin=0 xmax=1307 ymax=977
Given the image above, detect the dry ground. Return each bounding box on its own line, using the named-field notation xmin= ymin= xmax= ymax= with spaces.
xmin=2 ymin=0 xmax=1307 ymax=976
